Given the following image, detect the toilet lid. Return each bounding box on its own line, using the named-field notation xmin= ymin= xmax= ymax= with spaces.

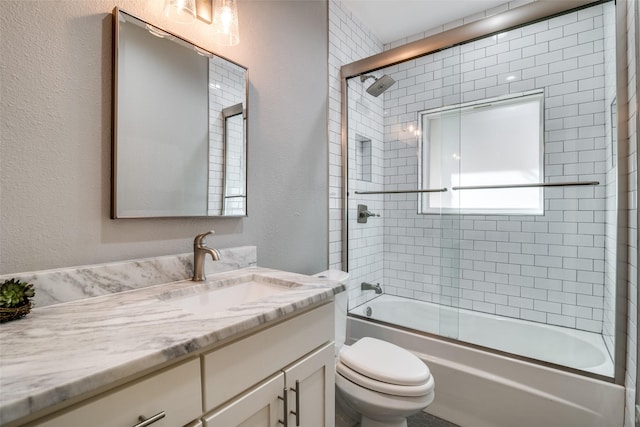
xmin=338 ymin=337 xmax=431 ymax=386
xmin=337 ymin=360 xmax=434 ymax=397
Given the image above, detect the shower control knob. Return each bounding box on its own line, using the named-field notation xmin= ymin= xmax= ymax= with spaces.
xmin=357 ymin=204 xmax=380 ymax=223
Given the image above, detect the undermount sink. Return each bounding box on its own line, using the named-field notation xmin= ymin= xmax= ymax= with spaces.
xmin=166 ymin=278 xmax=294 ymax=315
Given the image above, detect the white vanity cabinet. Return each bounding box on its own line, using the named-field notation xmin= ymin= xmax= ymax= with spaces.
xmin=31 ymin=358 xmax=202 ymax=427
xmin=18 ymin=302 xmax=335 ymax=427
xmin=201 ymin=303 xmax=335 ymax=427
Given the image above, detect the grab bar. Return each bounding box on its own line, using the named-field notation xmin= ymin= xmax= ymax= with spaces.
xmin=354 ymin=188 xmax=447 ymax=195
xmin=451 ymin=181 xmax=599 ymax=191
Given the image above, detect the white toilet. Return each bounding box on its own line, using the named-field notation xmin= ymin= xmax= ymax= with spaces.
xmin=314 ymin=270 xmax=435 ymax=427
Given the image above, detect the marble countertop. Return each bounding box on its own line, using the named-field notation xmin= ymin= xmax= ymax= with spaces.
xmin=0 ymin=267 xmax=344 ymax=425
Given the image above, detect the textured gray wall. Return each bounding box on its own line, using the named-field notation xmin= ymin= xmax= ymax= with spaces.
xmin=0 ymin=0 xmax=328 ymax=275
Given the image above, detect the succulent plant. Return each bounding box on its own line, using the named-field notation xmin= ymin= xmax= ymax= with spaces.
xmin=0 ymin=279 xmax=35 ymax=308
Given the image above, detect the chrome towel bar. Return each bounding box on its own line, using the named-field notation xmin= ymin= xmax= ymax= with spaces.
xmin=354 ymin=188 xmax=447 ymax=195
xmin=353 ymin=181 xmax=599 ymax=195
xmin=451 ymin=181 xmax=600 ymax=190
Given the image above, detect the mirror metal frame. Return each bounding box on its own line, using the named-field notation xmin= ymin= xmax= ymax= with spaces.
xmin=111 ymin=7 xmax=249 ymax=219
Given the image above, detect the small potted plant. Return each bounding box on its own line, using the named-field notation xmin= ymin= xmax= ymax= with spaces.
xmin=0 ymin=279 xmax=35 ymax=323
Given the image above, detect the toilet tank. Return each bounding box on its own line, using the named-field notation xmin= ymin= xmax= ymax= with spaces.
xmin=313 ymin=270 xmax=349 ymax=355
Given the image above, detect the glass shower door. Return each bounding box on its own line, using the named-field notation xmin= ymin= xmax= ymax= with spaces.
xmin=345 ymin=74 xmax=386 ymax=313
xmin=343 ymin=0 xmax=620 ymax=380
xmin=416 ymin=44 xmax=463 ymax=339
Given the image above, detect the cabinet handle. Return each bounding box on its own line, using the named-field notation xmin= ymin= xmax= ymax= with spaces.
xmin=278 ymin=387 xmax=288 ymax=427
xmin=290 ymin=380 xmax=300 ymax=426
xmin=132 ymin=411 xmax=165 ymax=427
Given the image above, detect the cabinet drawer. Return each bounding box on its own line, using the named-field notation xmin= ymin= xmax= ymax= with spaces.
xmin=202 ymin=303 xmax=333 ymax=412
xmin=31 ymin=358 xmax=202 ymax=427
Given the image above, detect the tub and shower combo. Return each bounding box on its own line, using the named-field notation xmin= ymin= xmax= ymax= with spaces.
xmin=339 ymin=1 xmax=629 ymax=426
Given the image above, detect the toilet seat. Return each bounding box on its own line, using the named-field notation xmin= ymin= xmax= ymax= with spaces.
xmin=337 ymin=361 xmax=434 ymax=397
xmin=337 ymin=337 xmax=433 ymax=397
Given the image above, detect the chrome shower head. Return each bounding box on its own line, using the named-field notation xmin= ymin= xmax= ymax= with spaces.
xmin=360 ymin=74 xmax=396 ymax=97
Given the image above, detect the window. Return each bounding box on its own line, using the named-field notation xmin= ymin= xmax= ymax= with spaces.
xmin=419 ymin=91 xmax=544 ymax=215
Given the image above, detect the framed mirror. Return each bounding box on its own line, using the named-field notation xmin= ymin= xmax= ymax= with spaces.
xmin=112 ymin=8 xmax=248 ymax=218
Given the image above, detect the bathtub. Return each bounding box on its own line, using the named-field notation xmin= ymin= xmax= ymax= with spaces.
xmin=350 ymin=294 xmax=613 ymax=376
xmin=348 ymin=295 xmax=625 ymax=427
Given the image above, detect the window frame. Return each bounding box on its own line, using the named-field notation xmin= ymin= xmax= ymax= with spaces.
xmin=418 ymin=90 xmax=545 ymax=216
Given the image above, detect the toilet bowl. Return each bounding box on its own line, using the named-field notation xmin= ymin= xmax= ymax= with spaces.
xmin=314 ymin=270 xmax=435 ymax=427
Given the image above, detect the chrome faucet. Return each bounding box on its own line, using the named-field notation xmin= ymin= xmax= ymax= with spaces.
xmin=361 ymin=282 xmax=382 ymax=294
xmin=192 ymin=230 xmax=221 ymax=282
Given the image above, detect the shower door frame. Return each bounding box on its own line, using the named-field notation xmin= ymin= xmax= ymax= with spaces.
xmin=340 ymin=0 xmax=630 ymax=385
xmin=634 ymin=0 xmax=640 ymax=417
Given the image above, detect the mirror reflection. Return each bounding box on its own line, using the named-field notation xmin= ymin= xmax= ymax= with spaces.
xmin=112 ymin=8 xmax=248 ymax=218
xmin=221 ymin=104 xmax=246 ymax=215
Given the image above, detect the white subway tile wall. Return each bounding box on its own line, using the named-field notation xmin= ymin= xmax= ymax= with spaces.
xmin=603 ymin=1 xmax=618 ymax=363
xmin=375 ymin=4 xmax=614 ymax=334
xmin=347 ymin=77 xmax=385 ymax=307
xmin=328 ymin=0 xmax=384 ymax=306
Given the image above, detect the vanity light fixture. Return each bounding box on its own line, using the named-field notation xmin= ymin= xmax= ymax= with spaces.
xmin=212 ymin=0 xmax=240 ymax=46
xmin=164 ymin=0 xmax=197 ymax=23
xmin=164 ymin=0 xmax=240 ymax=46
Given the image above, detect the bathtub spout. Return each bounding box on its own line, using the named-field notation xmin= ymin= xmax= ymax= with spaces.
xmin=361 ymin=282 xmax=382 ymax=294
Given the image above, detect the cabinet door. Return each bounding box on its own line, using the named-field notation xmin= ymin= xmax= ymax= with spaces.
xmin=203 ymin=372 xmax=285 ymax=427
xmin=202 ymin=303 xmax=333 ymax=412
xmin=284 ymin=343 xmax=335 ymax=427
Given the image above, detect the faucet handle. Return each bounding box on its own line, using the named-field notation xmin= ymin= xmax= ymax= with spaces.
xmin=194 ymin=230 xmax=215 ymax=246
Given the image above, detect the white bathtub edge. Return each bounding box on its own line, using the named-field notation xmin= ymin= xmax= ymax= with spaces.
xmin=418 ymin=352 xmax=601 ymax=416
xmin=348 ymin=316 xmax=625 ymax=427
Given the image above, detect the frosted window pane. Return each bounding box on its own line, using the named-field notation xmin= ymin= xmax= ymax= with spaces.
xmin=420 ymin=92 xmax=543 ymax=215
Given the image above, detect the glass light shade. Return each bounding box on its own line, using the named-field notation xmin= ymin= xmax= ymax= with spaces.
xmin=213 ymin=0 xmax=240 ymax=46
xmin=165 ymin=0 xmax=197 ymax=24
